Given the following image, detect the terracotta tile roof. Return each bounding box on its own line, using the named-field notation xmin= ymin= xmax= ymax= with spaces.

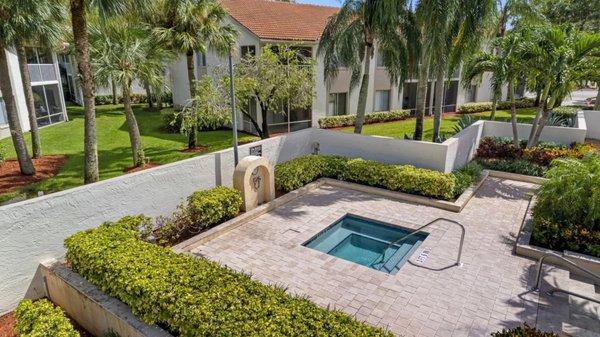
xmin=220 ymin=0 xmax=338 ymax=42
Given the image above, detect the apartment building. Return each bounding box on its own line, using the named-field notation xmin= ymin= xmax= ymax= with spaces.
xmin=170 ymin=0 xmax=502 ymax=135
xmin=0 ymin=47 xmax=68 ymax=140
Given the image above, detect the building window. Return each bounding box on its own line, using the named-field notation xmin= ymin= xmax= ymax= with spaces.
xmin=25 ymin=48 xmax=53 ymax=64
xmin=374 ymin=90 xmax=390 ymax=111
xmin=32 ymin=84 xmax=64 ymax=127
xmin=376 ymin=51 xmax=385 ymax=67
xmin=328 ymin=92 xmax=347 ymax=116
xmin=241 ymin=45 xmax=256 ymax=59
xmin=0 ymin=98 xmax=7 ymax=125
xmin=197 ymin=53 xmax=207 ymax=67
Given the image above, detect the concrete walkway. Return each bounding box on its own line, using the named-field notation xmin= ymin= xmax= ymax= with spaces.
xmin=189 ymin=178 xmax=570 ymax=336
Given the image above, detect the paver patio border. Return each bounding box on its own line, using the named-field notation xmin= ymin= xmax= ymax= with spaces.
xmin=514 ymin=195 xmax=600 ymax=276
xmin=175 ymin=171 xmax=489 ymax=253
xmin=487 ymin=169 xmax=548 ymax=184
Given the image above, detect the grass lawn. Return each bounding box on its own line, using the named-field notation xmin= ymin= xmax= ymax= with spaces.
xmin=0 ymin=103 xmax=258 ymax=201
xmin=339 ymin=108 xmax=538 ymax=140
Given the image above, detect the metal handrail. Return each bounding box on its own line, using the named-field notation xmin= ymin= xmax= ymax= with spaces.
xmin=532 ymin=252 xmax=600 ymax=291
xmin=374 ymin=218 xmax=465 ymax=270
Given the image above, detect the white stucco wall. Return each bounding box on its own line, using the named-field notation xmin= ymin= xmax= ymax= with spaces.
xmin=584 ymin=110 xmax=600 ymax=140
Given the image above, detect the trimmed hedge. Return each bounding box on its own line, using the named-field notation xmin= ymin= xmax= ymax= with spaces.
xmin=64 ymin=217 xmax=393 ymax=337
xmin=15 ymin=299 xmax=79 ymax=337
xmin=452 ymin=162 xmax=483 ymax=197
xmin=531 ymin=155 xmax=600 ymax=257
xmin=156 ymin=186 xmax=242 ymax=245
xmin=457 ymin=98 xmax=535 ymax=114
xmin=275 ymin=155 xmax=464 ymax=200
xmin=318 ymin=110 xmax=410 ymax=129
xmin=491 ymin=323 xmax=557 ymax=336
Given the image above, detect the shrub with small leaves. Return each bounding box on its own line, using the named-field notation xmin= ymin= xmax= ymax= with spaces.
xmin=318 ymin=110 xmax=410 ymax=128
xmin=15 ymin=299 xmax=79 ymax=337
xmin=476 ymin=158 xmax=547 ymax=177
xmin=0 ymin=143 xmax=6 ymax=166
xmin=64 ymin=217 xmax=393 ymax=337
xmin=457 ymin=98 xmax=535 ymax=114
xmin=275 ymin=155 xmax=458 ymax=200
xmin=476 ymin=137 xmax=523 ymax=159
xmin=452 ymin=162 xmax=483 ymax=198
xmin=491 ymin=323 xmax=557 ymax=337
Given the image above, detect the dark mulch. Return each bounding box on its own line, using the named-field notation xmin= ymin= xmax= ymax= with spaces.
xmin=123 ymin=162 xmax=161 ymax=173
xmin=0 ymin=155 xmax=68 ymax=194
xmin=179 ymin=145 xmax=209 ymax=153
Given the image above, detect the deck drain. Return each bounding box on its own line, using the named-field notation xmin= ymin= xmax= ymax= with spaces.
xmin=414 ymin=248 xmax=431 ymax=264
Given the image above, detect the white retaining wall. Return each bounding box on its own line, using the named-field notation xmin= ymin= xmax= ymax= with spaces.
xmin=584 ymin=110 xmax=600 ymax=140
xmin=0 ymin=129 xmax=313 ymax=314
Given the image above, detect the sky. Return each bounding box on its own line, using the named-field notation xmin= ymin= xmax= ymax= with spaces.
xmin=297 ymin=0 xmax=342 ymax=7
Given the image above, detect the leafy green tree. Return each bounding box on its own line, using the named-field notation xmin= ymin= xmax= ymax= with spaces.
xmin=11 ymin=0 xmax=65 ymax=159
xmin=0 ymin=0 xmax=38 ymax=175
xmin=524 ymin=26 xmax=600 ymax=146
xmin=89 ymin=18 xmax=174 ymax=167
xmin=227 ymin=45 xmax=315 ymax=139
xmin=318 ymin=0 xmax=410 ymax=134
xmin=427 ymin=0 xmax=495 ymax=142
xmin=69 ymin=0 xmax=149 ymax=183
xmin=538 ymin=0 xmax=600 ymax=33
xmin=148 ymin=0 xmax=235 ymax=149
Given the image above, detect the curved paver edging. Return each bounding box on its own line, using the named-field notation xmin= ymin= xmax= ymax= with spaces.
xmin=175 ymin=171 xmax=490 ymax=253
xmin=515 ymin=196 xmax=600 ymax=276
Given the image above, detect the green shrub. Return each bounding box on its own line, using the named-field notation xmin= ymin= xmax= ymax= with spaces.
xmin=531 ymin=155 xmax=600 ymax=257
xmin=457 ymin=98 xmax=535 ymax=114
xmin=318 ymin=110 xmax=410 ymax=129
xmin=160 ymin=109 xmax=182 ymax=133
xmin=477 ymin=158 xmax=547 ymax=177
xmin=0 ymin=143 xmax=6 ymax=166
xmin=476 ymin=137 xmax=524 ymax=159
xmin=64 ymin=217 xmax=393 ymax=337
xmin=95 ymin=94 xmax=148 ymax=106
xmin=452 ymin=162 xmax=483 ymax=198
xmin=491 ymin=323 xmax=557 ymax=336
xmin=156 ymin=187 xmax=242 ymax=245
xmin=275 ymin=155 xmax=457 ymax=200
xmin=15 ymin=299 xmax=79 ymax=337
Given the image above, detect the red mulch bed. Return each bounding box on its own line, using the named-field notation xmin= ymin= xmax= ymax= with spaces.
xmin=0 ymin=155 xmax=67 ymax=194
xmin=123 ymin=162 xmax=161 ymax=173
xmin=179 ymin=145 xmax=209 ymax=153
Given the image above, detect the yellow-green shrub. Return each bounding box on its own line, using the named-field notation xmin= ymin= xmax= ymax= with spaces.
xmin=14 ymin=299 xmax=79 ymax=337
xmin=318 ymin=110 xmax=410 ymax=128
xmin=64 ymin=217 xmax=393 ymax=337
xmin=275 ymin=155 xmax=459 ymax=200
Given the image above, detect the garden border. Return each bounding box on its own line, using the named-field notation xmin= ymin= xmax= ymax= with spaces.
xmin=40 ymin=260 xmax=172 ymax=337
xmin=514 ymin=196 xmax=600 ymax=276
xmin=175 ymin=171 xmax=489 ymax=253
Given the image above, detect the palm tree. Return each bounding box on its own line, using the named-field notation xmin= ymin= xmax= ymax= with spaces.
xmin=12 ymin=0 xmax=65 ymax=159
xmin=318 ymin=0 xmax=411 ymax=134
xmin=524 ymin=26 xmax=600 ymax=147
xmin=148 ymin=0 xmax=235 ymax=148
xmin=89 ymin=18 xmax=173 ymax=167
xmin=69 ymin=0 xmax=149 ymax=183
xmin=428 ymin=0 xmax=495 ymax=142
xmin=0 ymin=0 xmax=37 ymax=175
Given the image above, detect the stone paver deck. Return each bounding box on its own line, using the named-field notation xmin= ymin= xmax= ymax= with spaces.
xmin=190 ymin=178 xmax=552 ymax=336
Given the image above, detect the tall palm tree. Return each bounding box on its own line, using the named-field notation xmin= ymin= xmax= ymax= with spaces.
xmin=524 ymin=26 xmax=600 ymax=147
xmin=12 ymin=0 xmax=65 ymax=159
xmin=149 ymin=0 xmax=235 ymax=148
xmin=428 ymin=0 xmax=495 ymax=142
xmin=318 ymin=0 xmax=411 ymax=134
xmin=89 ymin=18 xmax=174 ymax=167
xmin=0 ymin=0 xmax=37 ymax=175
xmin=69 ymin=0 xmax=149 ymax=183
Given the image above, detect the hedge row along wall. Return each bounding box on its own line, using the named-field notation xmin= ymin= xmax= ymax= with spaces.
xmin=318 ymin=110 xmax=410 ymax=129
xmin=64 ymin=217 xmax=393 ymax=337
xmin=14 ymin=299 xmax=79 ymax=337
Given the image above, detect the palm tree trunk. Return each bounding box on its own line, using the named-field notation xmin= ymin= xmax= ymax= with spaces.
xmin=144 ymin=82 xmax=153 ymax=109
xmin=432 ymin=66 xmax=445 ymax=142
xmin=354 ymin=44 xmax=372 ymax=134
xmin=16 ymin=44 xmax=42 ymax=158
xmin=531 ymin=96 xmax=556 ymax=147
xmin=185 ymin=48 xmax=197 ymax=149
xmin=595 ymin=83 xmax=600 ymax=110
xmin=111 ymin=79 xmax=117 ymax=105
xmin=414 ymin=53 xmax=430 ymax=141
xmin=70 ymin=0 xmax=99 ymax=183
xmin=122 ymin=81 xmax=144 ymax=166
xmin=0 ymin=48 xmax=35 ymax=175
xmin=527 ymin=84 xmax=550 ymax=147
xmin=490 ymin=92 xmax=498 ymax=120
xmin=508 ymin=80 xmax=519 ymax=147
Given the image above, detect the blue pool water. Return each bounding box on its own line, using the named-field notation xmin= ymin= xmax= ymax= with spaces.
xmin=303 ymin=214 xmax=427 ymax=274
